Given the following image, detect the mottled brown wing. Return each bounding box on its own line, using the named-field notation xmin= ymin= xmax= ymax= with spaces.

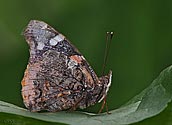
xmin=21 ymin=20 xmax=109 ymax=112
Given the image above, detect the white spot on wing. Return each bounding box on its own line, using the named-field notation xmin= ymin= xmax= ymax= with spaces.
xmin=56 ymin=34 xmax=65 ymax=41
xmin=68 ymin=60 xmax=78 ymax=69
xmin=49 ymin=38 xmax=58 ymax=46
xmin=37 ymin=42 xmax=45 ymax=50
xmin=49 ymin=34 xmax=65 ymax=46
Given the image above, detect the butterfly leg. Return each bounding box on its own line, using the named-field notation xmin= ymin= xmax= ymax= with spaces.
xmin=98 ymin=96 xmax=111 ymax=114
xmin=68 ymin=96 xmax=85 ymax=111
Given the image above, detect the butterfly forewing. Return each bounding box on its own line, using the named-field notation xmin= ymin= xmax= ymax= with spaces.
xmin=21 ymin=20 xmax=112 ymax=112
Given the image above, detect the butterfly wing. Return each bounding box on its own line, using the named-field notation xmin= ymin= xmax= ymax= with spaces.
xmin=22 ymin=20 xmax=109 ymax=112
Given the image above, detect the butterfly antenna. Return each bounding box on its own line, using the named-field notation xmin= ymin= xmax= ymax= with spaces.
xmin=99 ymin=31 xmax=114 ymax=114
xmin=101 ymin=31 xmax=114 ymax=76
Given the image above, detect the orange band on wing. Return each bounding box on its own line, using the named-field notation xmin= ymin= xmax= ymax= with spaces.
xmin=70 ymin=55 xmax=82 ymax=64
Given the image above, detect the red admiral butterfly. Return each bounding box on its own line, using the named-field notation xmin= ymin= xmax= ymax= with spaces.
xmin=21 ymin=20 xmax=112 ymax=113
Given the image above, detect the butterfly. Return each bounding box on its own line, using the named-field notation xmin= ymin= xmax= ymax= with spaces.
xmin=21 ymin=20 xmax=112 ymax=113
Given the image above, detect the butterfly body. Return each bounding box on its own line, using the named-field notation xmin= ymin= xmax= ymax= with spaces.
xmin=21 ymin=20 xmax=112 ymax=112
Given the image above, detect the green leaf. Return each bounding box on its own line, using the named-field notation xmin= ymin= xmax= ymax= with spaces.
xmin=132 ymin=101 xmax=172 ymax=125
xmin=1 ymin=65 xmax=172 ymax=125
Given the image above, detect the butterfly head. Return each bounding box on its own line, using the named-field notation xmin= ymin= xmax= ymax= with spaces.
xmin=98 ymin=70 xmax=112 ymax=103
